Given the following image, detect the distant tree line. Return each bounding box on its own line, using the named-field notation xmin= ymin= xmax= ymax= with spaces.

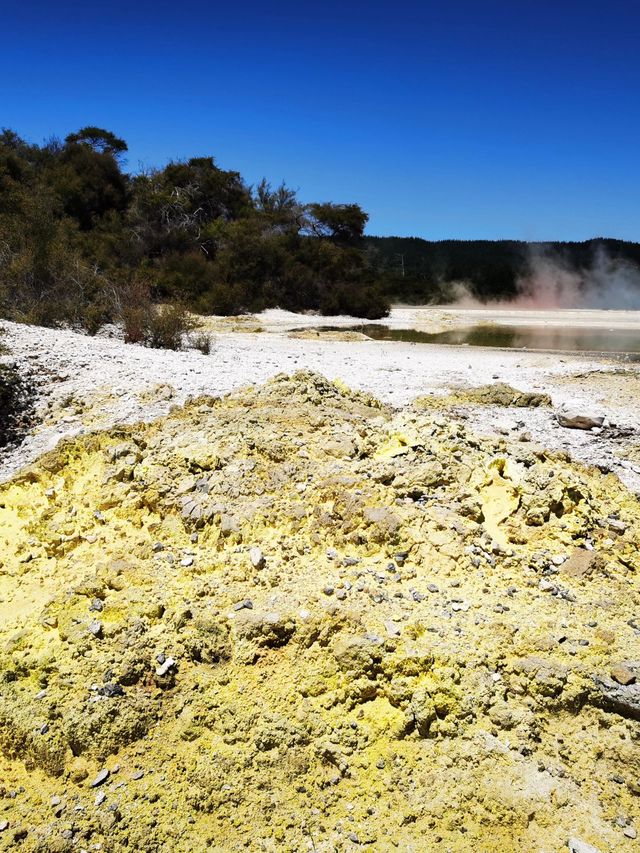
xmin=0 ymin=126 xmax=389 ymax=331
xmin=366 ymin=237 xmax=640 ymax=303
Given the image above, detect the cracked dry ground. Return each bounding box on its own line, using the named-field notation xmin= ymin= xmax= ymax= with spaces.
xmin=0 ymin=372 xmax=639 ymax=853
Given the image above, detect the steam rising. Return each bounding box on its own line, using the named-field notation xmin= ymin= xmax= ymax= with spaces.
xmin=452 ymin=248 xmax=640 ymax=310
xmin=515 ymin=248 xmax=640 ymax=310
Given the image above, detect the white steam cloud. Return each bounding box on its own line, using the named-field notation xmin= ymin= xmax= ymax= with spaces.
xmin=451 ymin=248 xmax=640 ymax=310
xmin=515 ymin=248 xmax=640 ymax=310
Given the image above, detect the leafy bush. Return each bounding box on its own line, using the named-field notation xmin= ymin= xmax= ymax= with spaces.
xmin=145 ymin=303 xmax=197 ymax=350
xmin=192 ymin=331 xmax=213 ymax=354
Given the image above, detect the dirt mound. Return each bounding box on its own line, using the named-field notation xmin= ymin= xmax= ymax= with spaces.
xmin=416 ymin=381 xmax=552 ymax=410
xmin=0 ymin=371 xmax=638 ymax=851
xmin=288 ymin=329 xmax=371 ymax=342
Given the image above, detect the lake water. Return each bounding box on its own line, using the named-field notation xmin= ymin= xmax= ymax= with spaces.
xmin=311 ymin=323 xmax=640 ymax=357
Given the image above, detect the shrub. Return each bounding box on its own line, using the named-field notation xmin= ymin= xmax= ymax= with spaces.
xmin=192 ymin=331 xmax=213 ymax=355
xmin=145 ymin=303 xmax=197 ymax=350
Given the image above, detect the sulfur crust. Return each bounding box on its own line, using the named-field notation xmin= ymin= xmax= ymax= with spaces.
xmin=0 ymin=371 xmax=638 ymax=852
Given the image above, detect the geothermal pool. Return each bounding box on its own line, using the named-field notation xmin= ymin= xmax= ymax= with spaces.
xmin=317 ymin=323 xmax=640 ymax=355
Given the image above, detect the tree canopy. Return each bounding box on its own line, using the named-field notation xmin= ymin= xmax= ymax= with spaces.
xmin=0 ymin=127 xmax=389 ymax=328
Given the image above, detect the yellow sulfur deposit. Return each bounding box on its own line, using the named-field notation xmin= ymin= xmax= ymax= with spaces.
xmin=0 ymin=372 xmax=638 ymax=852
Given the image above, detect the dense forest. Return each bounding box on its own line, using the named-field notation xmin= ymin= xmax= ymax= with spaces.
xmin=1 ymin=126 xmax=639 ymax=338
xmin=0 ymin=126 xmax=389 ymax=335
xmin=367 ymin=237 xmax=640 ymax=303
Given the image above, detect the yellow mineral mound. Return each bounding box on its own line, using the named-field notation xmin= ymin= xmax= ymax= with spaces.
xmin=0 ymin=372 xmax=638 ymax=852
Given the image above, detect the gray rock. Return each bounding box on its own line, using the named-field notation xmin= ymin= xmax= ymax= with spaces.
xmin=556 ymin=408 xmax=605 ymax=430
xmin=233 ymin=599 xmax=253 ymax=611
xmin=592 ymin=672 xmax=640 ymax=720
xmin=95 ymin=790 xmax=106 ymax=806
xmin=568 ymin=837 xmax=603 ymax=853
xmin=88 ymin=620 xmax=103 ymax=637
xmin=155 ymin=656 xmax=176 ymax=677
xmin=249 ymin=547 xmax=265 ymax=569
xmin=0 ymin=821 xmax=8 ymax=831
xmin=90 ymin=768 xmax=110 ymax=788
xmin=384 ymin=620 xmax=401 ymax=637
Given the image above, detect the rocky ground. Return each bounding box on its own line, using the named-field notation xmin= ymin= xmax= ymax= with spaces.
xmin=0 ymin=367 xmax=639 ymax=852
xmin=1 ymin=315 xmax=639 ymax=491
xmin=0 ymin=315 xmax=639 ymax=852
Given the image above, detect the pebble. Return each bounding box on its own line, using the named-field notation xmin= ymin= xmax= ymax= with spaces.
xmin=427 ymin=583 xmax=439 ymax=593
xmin=323 ymin=586 xmax=335 ymax=596
xmin=0 ymin=821 xmax=8 ymax=832
xmin=611 ymin=665 xmax=636 ymax=686
xmin=249 ymin=547 xmax=265 ymax=569
xmin=95 ymin=791 xmax=106 ymax=806
xmin=156 ymin=656 xmax=176 ymax=676
xmin=88 ymin=620 xmax=103 ymax=637
xmin=152 ymin=542 xmax=164 ymax=553
xmin=90 ymin=769 xmax=110 ymax=788
xmin=180 ymin=556 xmax=194 ymax=567
xmin=89 ymin=598 xmax=103 ymax=612
xmin=131 ymin=770 xmax=144 ymax=780
xmin=233 ymin=599 xmax=253 ymax=611
xmin=623 ymin=827 xmax=638 ymax=839
xmin=384 ymin=620 xmax=401 ymax=637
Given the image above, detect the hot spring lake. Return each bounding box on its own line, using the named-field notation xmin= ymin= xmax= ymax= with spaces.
xmin=306 ymin=323 xmax=640 ymax=357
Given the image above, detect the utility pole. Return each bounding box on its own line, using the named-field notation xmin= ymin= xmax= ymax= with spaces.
xmin=394 ymin=253 xmax=405 ymax=278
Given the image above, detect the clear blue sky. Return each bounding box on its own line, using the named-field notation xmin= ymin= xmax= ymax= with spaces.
xmin=2 ymin=0 xmax=639 ymax=241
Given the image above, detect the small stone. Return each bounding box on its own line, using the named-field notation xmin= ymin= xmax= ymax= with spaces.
xmin=156 ymin=652 xmax=166 ymax=664
xmin=90 ymin=769 xmax=110 ymax=788
xmin=249 ymin=547 xmax=265 ymax=569
xmin=323 ymin=586 xmax=334 ymax=596
xmin=607 ymin=518 xmax=628 ymax=534
xmin=427 ymin=583 xmax=439 ymax=593
xmin=611 ymin=665 xmax=636 ymax=686
xmin=376 ymin=758 xmax=386 ymax=769
xmin=131 ymin=770 xmax=144 ymax=780
xmin=39 ymin=722 xmax=49 ymax=735
xmin=623 ymin=827 xmax=638 ymax=839
xmin=152 ymin=542 xmax=164 ymax=553
xmin=568 ymin=837 xmax=603 ymax=853
xmin=233 ymin=599 xmax=253 ymax=611
xmin=180 ymin=556 xmax=194 ymax=567
xmin=336 ymin=589 xmax=347 ymax=600
xmin=50 ymin=796 xmax=61 ymax=807
xmin=89 ymin=598 xmax=103 ymax=612
xmin=384 ymin=620 xmax=401 ymax=637
xmin=156 ymin=657 xmax=176 ymax=677
xmin=88 ymin=620 xmax=103 ymax=637
xmin=556 ymin=408 xmax=605 ymax=430
xmin=35 ymin=689 xmax=47 ymax=700
xmin=0 ymin=821 xmax=8 ymax=832
xmin=95 ymin=791 xmax=106 ymax=806
xmin=97 ymin=682 xmax=124 ymax=698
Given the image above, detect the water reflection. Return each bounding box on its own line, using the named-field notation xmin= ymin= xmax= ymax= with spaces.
xmin=308 ymin=324 xmax=640 ymax=355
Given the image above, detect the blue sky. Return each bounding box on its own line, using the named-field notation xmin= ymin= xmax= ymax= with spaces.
xmin=2 ymin=0 xmax=639 ymax=240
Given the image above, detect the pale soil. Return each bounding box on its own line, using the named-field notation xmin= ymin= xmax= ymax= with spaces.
xmin=1 ymin=308 xmax=639 ymax=489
